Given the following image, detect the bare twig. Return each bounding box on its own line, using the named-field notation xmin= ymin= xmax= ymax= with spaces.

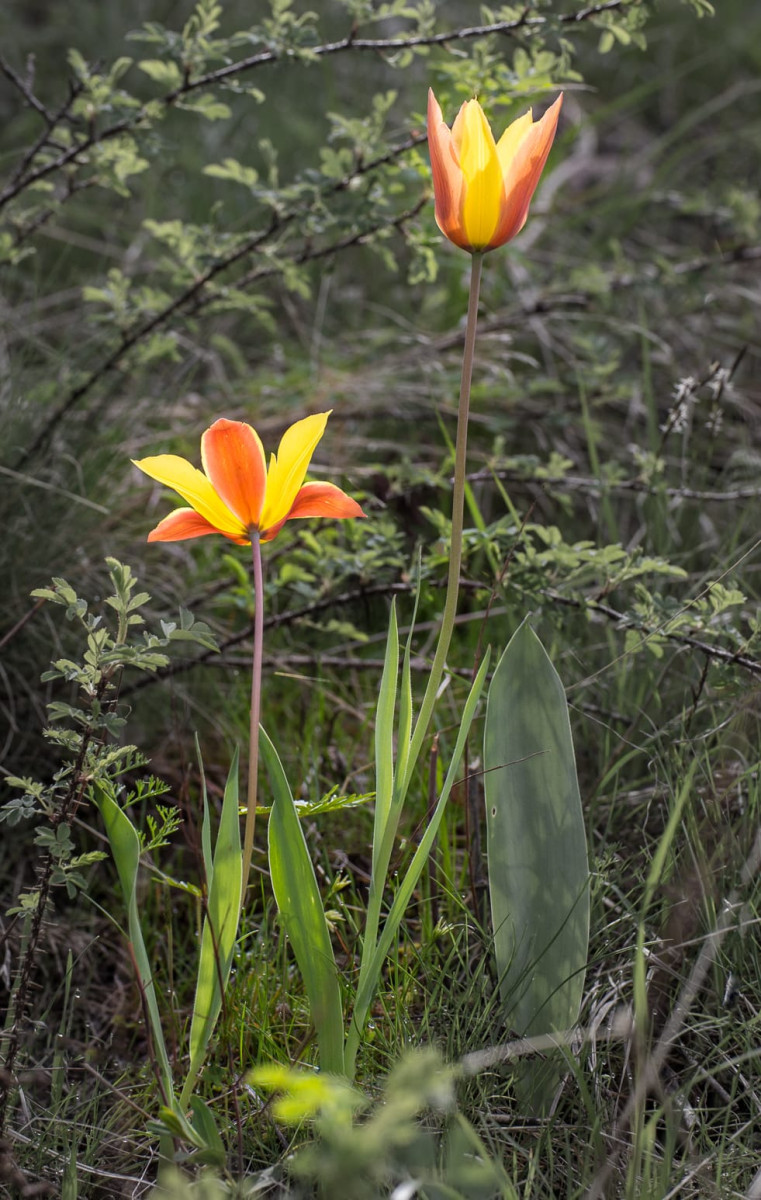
xmin=0 ymin=54 xmax=52 ymax=124
xmin=1 ymin=76 xmax=86 ymax=204
xmin=466 ymin=468 xmax=761 ymax=506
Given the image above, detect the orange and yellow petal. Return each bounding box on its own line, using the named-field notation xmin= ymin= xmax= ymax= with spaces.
xmin=427 ymin=89 xmax=467 ymax=249
xmin=284 ymin=481 xmax=366 ymax=523
xmin=489 ymin=94 xmax=563 ymax=250
xmin=458 ymin=99 xmax=504 ymax=250
xmin=260 ymin=482 xmax=365 ymax=542
xmin=133 ymin=453 xmax=244 ymax=538
xmin=146 ymin=507 xmax=250 ymax=544
xmin=259 ymin=411 xmax=331 ymax=532
xmin=200 ymin=418 xmax=267 ymax=530
xmin=427 ymin=88 xmax=562 ymax=254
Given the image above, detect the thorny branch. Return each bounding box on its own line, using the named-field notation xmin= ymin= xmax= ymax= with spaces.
xmin=14 ymin=226 xmax=761 ymax=470
xmin=116 ymin=558 xmax=761 ymax=703
xmin=467 ymin=468 xmax=761 ymax=506
xmin=0 ymin=0 xmax=637 ymax=213
xmin=3 ymin=0 xmax=753 ymax=469
xmin=14 ymin=192 xmax=424 ymax=468
xmin=0 ymin=53 xmax=52 ymax=124
xmin=0 ymin=0 xmax=632 ymax=210
xmin=162 ymin=1 xmax=631 ymax=99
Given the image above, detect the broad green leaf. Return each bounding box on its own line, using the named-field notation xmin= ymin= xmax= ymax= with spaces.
xmin=93 ymin=784 xmax=173 ymax=1101
xmin=182 ymin=750 xmax=242 ymax=1106
xmin=262 ymin=726 xmax=344 ymax=1076
xmin=187 ymin=1096 xmax=226 ymax=1166
xmin=484 ymin=619 xmax=589 ymax=1112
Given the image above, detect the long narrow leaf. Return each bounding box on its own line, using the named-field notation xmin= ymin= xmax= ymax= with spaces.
xmin=262 ymin=726 xmax=345 ymax=1076
xmin=195 ymin=733 xmax=213 ymax=887
xmin=395 ymin=566 xmax=421 ymax=789
xmin=373 ymin=598 xmax=398 ymax=877
xmin=93 ymin=783 xmax=173 ymax=1102
xmin=484 ymin=618 xmax=589 ymax=1112
xmin=182 ymin=749 xmax=242 ymax=1105
xmin=346 ymin=652 xmax=490 ymax=1075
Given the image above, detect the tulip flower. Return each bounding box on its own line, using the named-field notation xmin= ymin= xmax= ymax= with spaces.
xmin=427 ymin=89 xmax=562 ymax=253
xmin=134 ymin=410 xmax=365 ymax=911
xmin=133 ymin=411 xmax=365 ymax=544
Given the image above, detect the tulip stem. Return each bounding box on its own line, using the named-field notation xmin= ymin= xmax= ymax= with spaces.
xmin=346 ymin=250 xmax=484 ymax=1080
xmin=401 ymin=250 xmax=483 ymax=794
xmin=242 ymin=531 xmax=264 ymax=902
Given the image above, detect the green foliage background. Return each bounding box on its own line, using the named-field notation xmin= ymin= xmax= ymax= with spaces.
xmin=3 ymin=0 xmax=761 ymax=1193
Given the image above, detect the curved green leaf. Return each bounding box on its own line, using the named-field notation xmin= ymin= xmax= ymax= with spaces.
xmin=262 ymin=726 xmax=344 ymax=1076
xmin=182 ymin=749 xmax=242 ymax=1106
xmin=93 ymin=783 xmax=173 ymax=1102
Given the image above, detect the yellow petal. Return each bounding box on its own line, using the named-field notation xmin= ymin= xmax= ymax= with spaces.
xmin=496 ymin=109 xmax=534 ymax=177
xmin=132 ymin=453 xmax=244 ymax=538
xmin=458 ymin=99 xmax=504 ymax=251
xmin=259 ymin=411 xmax=331 ymax=532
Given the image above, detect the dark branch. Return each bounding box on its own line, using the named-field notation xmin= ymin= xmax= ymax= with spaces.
xmin=0 ymin=0 xmax=627 ymax=211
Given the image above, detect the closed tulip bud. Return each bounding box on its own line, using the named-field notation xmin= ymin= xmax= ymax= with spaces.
xmin=427 ymin=89 xmax=563 ymax=254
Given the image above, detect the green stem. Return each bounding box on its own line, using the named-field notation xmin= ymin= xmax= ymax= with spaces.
xmin=345 ymin=251 xmax=484 ymax=1077
xmin=242 ymin=532 xmax=264 ymax=901
xmin=401 ymin=250 xmax=483 ymax=796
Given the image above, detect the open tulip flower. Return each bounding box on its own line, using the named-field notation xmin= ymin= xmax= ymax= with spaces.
xmin=133 ymin=411 xmax=365 ymax=544
xmin=427 ymin=89 xmax=563 ymax=253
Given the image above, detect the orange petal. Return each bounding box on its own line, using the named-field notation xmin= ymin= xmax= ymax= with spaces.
xmin=286 ymin=481 xmax=366 ymax=522
xmin=427 ymin=88 xmax=468 ymax=250
xmin=146 ymin=507 xmax=250 ymax=544
xmin=488 ymin=93 xmax=562 ymax=250
xmin=200 ymin=418 xmax=267 ymax=530
xmin=261 ymin=481 xmax=365 ymax=542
